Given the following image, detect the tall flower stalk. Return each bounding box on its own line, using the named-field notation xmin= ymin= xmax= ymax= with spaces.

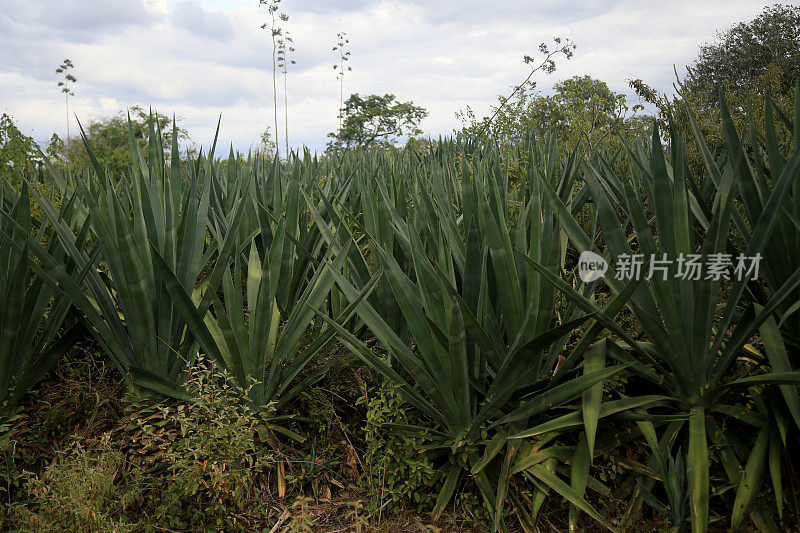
xmin=332 ymin=31 xmax=351 ymax=150
xmin=260 ymin=0 xmax=287 ymax=157
xmin=277 ymin=30 xmax=295 ymax=157
xmin=55 ymin=58 xmax=77 ymax=169
xmin=479 ymin=37 xmax=575 ymax=137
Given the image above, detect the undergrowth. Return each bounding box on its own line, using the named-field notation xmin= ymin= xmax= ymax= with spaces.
xmin=0 ymin=346 xmax=494 ymax=532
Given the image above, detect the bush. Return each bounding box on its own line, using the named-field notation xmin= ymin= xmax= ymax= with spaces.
xmin=357 ymin=383 xmax=435 ymax=513
xmin=150 ymin=366 xmax=278 ymax=530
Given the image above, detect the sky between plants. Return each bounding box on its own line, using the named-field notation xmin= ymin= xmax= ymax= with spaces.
xmin=0 ymin=0 xmax=771 ymax=153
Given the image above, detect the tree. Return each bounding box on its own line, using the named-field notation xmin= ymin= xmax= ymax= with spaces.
xmin=55 ymin=58 xmax=77 ymax=168
xmin=549 ymin=75 xmax=643 ymax=153
xmin=459 ymin=75 xmax=646 ymax=153
xmin=326 ymin=93 xmax=428 ymax=151
xmin=260 ymin=126 xmax=277 ymax=154
xmin=476 ymin=37 xmax=576 ymax=137
xmin=60 ymin=106 xmax=190 ymax=178
xmin=455 ymin=37 xmax=584 ymax=144
xmin=0 ymin=113 xmax=39 ymax=186
xmin=685 ymin=4 xmax=800 ymax=107
xmin=45 ymin=133 xmax=64 ymax=162
xmin=628 ymin=4 xmax=800 ymax=178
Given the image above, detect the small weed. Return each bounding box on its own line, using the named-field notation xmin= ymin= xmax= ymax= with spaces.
xmin=11 ymin=436 xmax=134 ymax=532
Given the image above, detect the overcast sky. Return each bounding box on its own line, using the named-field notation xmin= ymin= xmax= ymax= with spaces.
xmin=0 ymin=0 xmax=772 ymax=153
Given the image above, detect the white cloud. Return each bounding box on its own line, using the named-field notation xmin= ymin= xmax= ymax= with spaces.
xmin=0 ymin=0 xmax=771 ymax=152
xmin=172 ymin=1 xmax=235 ymax=42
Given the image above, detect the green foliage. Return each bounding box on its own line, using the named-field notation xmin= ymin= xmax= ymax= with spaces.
xmin=4 ymin=102 xmax=800 ymax=529
xmin=7 ymin=365 xmax=280 ymax=532
xmin=316 ymin=137 xmax=625 ymax=531
xmin=60 ymin=106 xmax=190 ymax=179
xmin=458 ymin=76 xmax=648 ymax=154
xmin=539 ymin=102 xmax=800 ymax=531
xmin=0 ymin=184 xmax=82 ymax=416
xmin=629 ymin=3 xmax=799 ymax=178
xmin=0 ymin=419 xmax=23 ymax=510
xmin=155 ymin=150 xmax=352 ymax=411
xmin=327 ymin=93 xmax=428 ymax=150
xmin=153 ymin=366 xmax=276 ymax=530
xmin=550 ymin=75 xmax=645 ymax=151
xmin=0 ymin=113 xmax=39 ymax=187
xmin=4 ymin=17 xmax=800 ymax=526
xmin=357 ymin=384 xmax=435 ymax=512
xmin=12 ymin=438 xmax=135 ymax=532
xmin=28 ymin=117 xmax=214 ymax=398
xmin=287 ymin=495 xmax=315 ymax=532
xmin=685 ymin=4 xmax=800 ymax=107
xmin=44 ymin=134 xmax=64 ymax=164
xmin=631 ymin=68 xmax=797 ymax=175
xmin=156 ymin=231 xmax=343 ymax=411
xmin=260 ymin=126 xmax=278 ymax=154
xmin=456 ymin=36 xmax=576 ymax=146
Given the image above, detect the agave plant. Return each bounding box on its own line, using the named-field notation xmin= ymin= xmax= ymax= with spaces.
xmin=719 ymin=86 xmax=800 ymax=330
xmin=314 ymin=139 xmax=637 ymax=531
xmin=686 ymin=88 xmax=800 ymax=527
xmin=711 ymin=88 xmax=800 ymax=418
xmin=153 ymin=231 xmax=351 ymax=414
xmin=24 ymin=118 xmax=237 ymax=398
xmin=251 ymin=156 xmax=337 ymax=316
xmin=534 ymin=115 xmax=800 ymax=531
xmin=0 ymin=184 xmax=84 ymax=415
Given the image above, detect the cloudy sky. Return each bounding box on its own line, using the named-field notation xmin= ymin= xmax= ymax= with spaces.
xmin=0 ymin=0 xmax=771 ymax=152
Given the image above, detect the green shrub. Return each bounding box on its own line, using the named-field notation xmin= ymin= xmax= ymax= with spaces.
xmin=357 ymin=383 xmax=435 ymax=513
xmin=150 ymin=365 xmax=277 ymax=530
